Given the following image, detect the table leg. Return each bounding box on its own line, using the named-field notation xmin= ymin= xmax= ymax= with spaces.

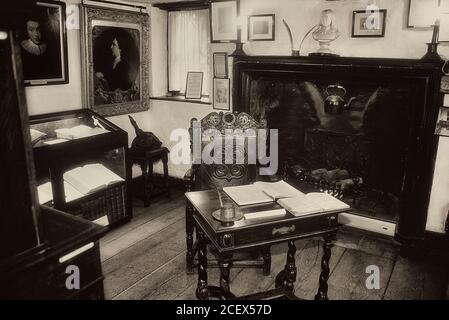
xmin=315 ymin=232 xmax=336 ymax=300
xmin=284 ymin=241 xmax=297 ymax=290
xmin=275 ymin=240 xmax=297 ymax=291
xmin=162 ymin=153 xmax=170 ymax=197
xmin=140 ymin=161 xmax=150 ymax=208
xmin=219 ymin=255 xmax=235 ymax=299
xmin=196 ymin=229 xmax=209 ymax=300
xmin=186 ymin=199 xmax=195 ymax=274
xmin=262 ymin=246 xmax=271 ymax=276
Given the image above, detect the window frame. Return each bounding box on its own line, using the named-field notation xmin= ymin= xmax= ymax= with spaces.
xmin=165 ymin=5 xmax=211 ymax=99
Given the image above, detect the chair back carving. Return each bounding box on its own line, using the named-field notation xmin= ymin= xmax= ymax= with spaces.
xmin=189 ymin=112 xmax=265 ymax=189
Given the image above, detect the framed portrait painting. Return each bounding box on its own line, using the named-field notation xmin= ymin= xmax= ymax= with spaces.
xmin=20 ymin=1 xmax=69 ymax=86
xmin=81 ymin=5 xmax=150 ymax=116
xmin=213 ymin=78 xmax=230 ymax=110
xmin=352 ymin=10 xmax=387 ymax=38
xmin=210 ymin=0 xmax=239 ymax=43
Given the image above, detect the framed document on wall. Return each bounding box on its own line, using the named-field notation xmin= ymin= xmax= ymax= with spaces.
xmin=210 ymin=0 xmax=239 ymax=43
xmin=213 ymin=52 xmax=228 ymax=78
xmin=185 ymin=72 xmax=203 ymax=99
xmin=213 ymin=78 xmax=230 ymax=110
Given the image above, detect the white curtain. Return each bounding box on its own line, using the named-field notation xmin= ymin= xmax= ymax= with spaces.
xmin=168 ymin=9 xmax=210 ymax=95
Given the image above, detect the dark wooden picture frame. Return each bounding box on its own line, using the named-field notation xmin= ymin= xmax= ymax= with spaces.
xmin=20 ymin=0 xmax=69 ymax=86
xmin=352 ymin=9 xmax=387 ymax=38
xmin=213 ymin=52 xmax=228 ymax=78
xmin=210 ymin=0 xmax=240 ymax=43
xmin=213 ymin=78 xmax=230 ymax=110
xmin=185 ymin=72 xmax=204 ymax=99
xmin=247 ymin=14 xmax=275 ymax=41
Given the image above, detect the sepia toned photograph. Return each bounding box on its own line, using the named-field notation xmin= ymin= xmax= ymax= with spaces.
xmin=3 ymin=0 xmax=449 ymax=307
xmin=20 ymin=0 xmax=68 ymax=85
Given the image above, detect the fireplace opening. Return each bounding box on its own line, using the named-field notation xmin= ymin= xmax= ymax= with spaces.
xmin=251 ymin=79 xmax=425 ymax=223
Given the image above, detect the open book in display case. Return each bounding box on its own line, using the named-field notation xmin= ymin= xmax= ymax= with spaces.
xmin=29 ymin=109 xmax=132 ymax=229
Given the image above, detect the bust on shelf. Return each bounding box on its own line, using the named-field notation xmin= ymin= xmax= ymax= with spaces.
xmin=310 ymin=9 xmax=340 ymax=57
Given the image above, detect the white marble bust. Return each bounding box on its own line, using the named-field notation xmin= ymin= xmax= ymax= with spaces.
xmin=312 ymin=9 xmax=339 ymax=54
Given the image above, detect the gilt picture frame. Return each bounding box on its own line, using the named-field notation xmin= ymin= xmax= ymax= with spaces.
xmin=81 ymin=5 xmax=150 ymax=116
xmin=20 ymin=0 xmax=69 ymax=86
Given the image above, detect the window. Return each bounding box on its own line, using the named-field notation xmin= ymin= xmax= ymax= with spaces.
xmin=168 ymin=9 xmax=210 ymax=96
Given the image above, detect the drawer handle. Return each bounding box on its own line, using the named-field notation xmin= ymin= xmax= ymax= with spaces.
xmin=272 ymin=225 xmax=296 ymax=236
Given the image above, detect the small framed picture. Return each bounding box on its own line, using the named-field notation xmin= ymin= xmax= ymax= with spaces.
xmin=185 ymin=72 xmax=203 ymax=99
xmin=435 ymin=107 xmax=449 ymax=136
xmin=213 ymin=78 xmax=230 ymax=110
xmin=248 ymin=14 xmax=275 ymax=41
xmin=407 ymin=0 xmax=439 ymax=28
xmin=352 ymin=9 xmax=387 ymax=38
xmin=210 ymin=0 xmax=239 ymax=43
xmin=213 ymin=52 xmax=228 ymax=78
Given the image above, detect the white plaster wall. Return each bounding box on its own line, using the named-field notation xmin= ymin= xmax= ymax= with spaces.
xmin=23 ymin=0 xmax=449 ymax=232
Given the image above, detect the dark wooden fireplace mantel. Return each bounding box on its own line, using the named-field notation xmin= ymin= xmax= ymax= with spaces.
xmin=232 ymin=55 xmax=444 ymax=246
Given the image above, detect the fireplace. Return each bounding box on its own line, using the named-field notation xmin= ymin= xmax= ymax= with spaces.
xmin=232 ymin=55 xmax=442 ymax=244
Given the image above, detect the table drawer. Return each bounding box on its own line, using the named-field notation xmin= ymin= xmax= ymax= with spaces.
xmin=217 ymin=212 xmax=339 ymax=249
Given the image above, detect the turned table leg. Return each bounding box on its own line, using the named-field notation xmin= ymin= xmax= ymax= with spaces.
xmin=315 ymin=232 xmax=336 ymax=300
xmin=140 ymin=161 xmax=150 ymax=208
xmin=196 ymin=229 xmax=209 ymax=300
xmin=275 ymin=240 xmax=297 ymax=291
xmin=186 ymin=200 xmax=195 ymax=274
xmin=262 ymin=246 xmax=271 ymax=276
xmin=219 ymin=254 xmax=235 ymax=299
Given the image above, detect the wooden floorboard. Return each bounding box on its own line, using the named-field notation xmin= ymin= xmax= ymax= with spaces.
xmin=101 ymin=204 xmax=184 ymax=262
xmin=327 ymin=248 xmax=395 ymax=300
xmin=100 ymin=193 xmax=449 ymax=300
xmin=103 ymin=219 xmax=186 ymax=299
xmin=294 ymin=239 xmax=346 ymax=300
xmin=383 ymin=255 xmax=448 ymax=300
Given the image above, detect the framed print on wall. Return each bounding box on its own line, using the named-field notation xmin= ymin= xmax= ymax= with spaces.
xmin=407 ymin=0 xmax=439 ymax=28
xmin=213 ymin=78 xmax=230 ymax=110
xmin=435 ymin=107 xmax=449 ymax=136
xmin=81 ymin=5 xmax=150 ymax=117
xmin=210 ymin=0 xmax=239 ymax=43
xmin=185 ymin=72 xmax=203 ymax=99
xmin=213 ymin=52 xmax=228 ymax=78
xmin=20 ymin=1 xmax=69 ymax=86
xmin=352 ymin=10 xmax=387 ymax=37
xmin=248 ymin=14 xmax=275 ymax=41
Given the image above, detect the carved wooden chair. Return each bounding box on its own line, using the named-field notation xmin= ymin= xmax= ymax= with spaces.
xmin=184 ymin=111 xmax=271 ymax=275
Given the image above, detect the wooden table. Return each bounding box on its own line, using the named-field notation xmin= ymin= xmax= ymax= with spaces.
xmin=185 ymin=190 xmax=346 ymax=300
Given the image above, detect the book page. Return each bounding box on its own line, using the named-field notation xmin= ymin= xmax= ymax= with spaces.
xmin=83 ymin=164 xmax=124 ymax=185
xmin=223 ymin=184 xmax=273 ymax=206
xmin=244 ymin=208 xmax=286 ymax=220
xmin=254 ymin=180 xmax=304 ymax=200
xmin=63 ymin=167 xmax=105 ymax=195
xmin=305 ymin=193 xmax=350 ymax=211
xmin=37 ymin=182 xmax=53 ymax=204
xmin=277 ymin=196 xmax=324 ymax=217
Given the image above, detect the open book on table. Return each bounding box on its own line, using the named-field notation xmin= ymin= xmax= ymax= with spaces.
xmin=277 ymin=193 xmax=350 ymax=217
xmin=55 ymin=124 xmax=109 ymax=140
xmin=63 ymin=163 xmax=124 ymax=195
xmin=223 ymin=180 xmax=305 ymax=206
xmin=223 ymin=180 xmax=349 ymax=220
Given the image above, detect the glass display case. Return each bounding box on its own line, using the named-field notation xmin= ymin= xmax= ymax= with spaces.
xmin=29 ymin=109 xmax=132 ymax=228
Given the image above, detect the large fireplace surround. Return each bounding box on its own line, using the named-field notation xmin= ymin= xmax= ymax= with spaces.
xmin=232 ymin=55 xmax=443 ymax=245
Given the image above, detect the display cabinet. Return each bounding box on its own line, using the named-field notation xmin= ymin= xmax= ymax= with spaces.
xmin=29 ymin=109 xmax=133 ymax=228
